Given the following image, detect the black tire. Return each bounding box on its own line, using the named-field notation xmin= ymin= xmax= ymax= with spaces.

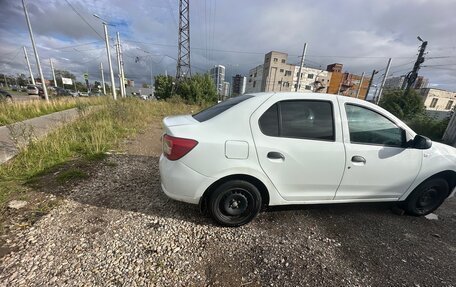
xmin=404 ymin=178 xmax=449 ymax=216
xmin=208 ymin=180 xmax=262 ymax=227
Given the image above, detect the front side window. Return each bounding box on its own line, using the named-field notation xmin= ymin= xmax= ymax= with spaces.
xmin=345 ymin=104 xmax=404 ymax=147
xmin=259 ymin=100 xmax=334 ymax=141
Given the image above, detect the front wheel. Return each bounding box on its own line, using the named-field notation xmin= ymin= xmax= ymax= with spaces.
xmin=403 ymin=178 xmax=449 ymax=216
xmin=208 ymin=180 xmax=262 ymax=227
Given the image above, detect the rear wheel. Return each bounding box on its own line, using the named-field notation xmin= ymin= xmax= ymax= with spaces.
xmin=404 ymin=178 xmax=449 ymax=216
xmin=208 ymin=180 xmax=262 ymax=227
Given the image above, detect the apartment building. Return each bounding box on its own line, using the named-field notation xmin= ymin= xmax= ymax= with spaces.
xmin=245 ymin=64 xmax=263 ymax=93
xmin=385 ymin=75 xmax=428 ymax=89
xmin=326 ymin=63 xmax=370 ymax=100
xmin=293 ymin=66 xmax=331 ymax=93
xmin=420 ymin=88 xmax=456 ymax=120
xmin=209 ymin=65 xmax=226 ymax=96
xmin=262 ymin=51 xmax=295 ymax=92
xmin=232 ymin=74 xmax=246 ymax=96
xmin=246 ymin=51 xmax=329 ymax=93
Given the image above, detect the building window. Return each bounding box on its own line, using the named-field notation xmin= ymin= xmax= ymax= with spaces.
xmin=281 ymin=59 xmax=286 ymax=63
xmin=253 ymin=81 xmax=256 ymax=88
xmin=305 ymin=85 xmax=312 ymax=90
xmin=307 ymin=74 xmax=314 ymax=79
xmin=254 ymin=72 xmax=257 ymax=77
xmin=285 ymin=71 xmax=292 ymax=76
xmin=280 ymin=69 xmax=284 ymax=73
xmin=446 ymin=100 xmax=454 ymax=110
xmin=278 ymin=80 xmax=282 ymax=85
xmin=273 ymin=58 xmax=278 ymax=62
xmin=430 ymin=98 xmax=438 ymax=108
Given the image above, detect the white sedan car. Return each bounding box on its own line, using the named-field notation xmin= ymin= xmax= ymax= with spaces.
xmin=159 ymin=93 xmax=456 ymax=227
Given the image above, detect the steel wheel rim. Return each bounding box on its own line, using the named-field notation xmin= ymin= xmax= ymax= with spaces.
xmin=219 ymin=188 xmax=253 ymax=219
xmin=416 ymin=187 xmax=440 ymax=213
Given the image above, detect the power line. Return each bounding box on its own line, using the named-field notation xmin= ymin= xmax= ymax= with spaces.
xmin=64 ymin=0 xmax=104 ymax=40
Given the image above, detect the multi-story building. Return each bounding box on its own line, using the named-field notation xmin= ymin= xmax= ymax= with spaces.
xmin=420 ymin=88 xmax=456 ymax=120
xmin=384 ymin=75 xmax=429 ymax=89
xmin=209 ymin=65 xmax=225 ymax=96
xmin=262 ymin=51 xmax=295 ymax=92
xmin=222 ymin=81 xmax=230 ymax=99
xmin=246 ymin=51 xmax=329 ymax=94
xmin=245 ymin=64 xmax=263 ymax=93
xmin=232 ymin=74 xmax=246 ymax=96
xmin=326 ymin=63 xmax=370 ymax=100
xmin=293 ymin=66 xmax=331 ymax=93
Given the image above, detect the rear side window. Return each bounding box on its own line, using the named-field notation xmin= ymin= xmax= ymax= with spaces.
xmin=259 ymin=100 xmax=334 ymax=141
xmin=193 ymin=95 xmax=253 ymax=122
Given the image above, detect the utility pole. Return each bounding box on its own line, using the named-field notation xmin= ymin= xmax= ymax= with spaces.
xmin=355 ymin=72 xmax=365 ymax=99
xmin=295 ymin=43 xmax=308 ymax=92
xmin=22 ymin=0 xmax=48 ymax=101
xmin=116 ymin=32 xmax=126 ymax=97
xmin=50 ymin=58 xmax=57 ymax=87
xmin=176 ymin=0 xmax=191 ymax=81
xmin=23 ymin=47 xmax=35 ymax=85
xmin=104 ymin=23 xmax=116 ymax=99
xmin=100 ymin=62 xmax=106 ymax=95
xmin=403 ymin=37 xmax=427 ymax=95
xmin=375 ymin=58 xmax=392 ymax=104
xmin=365 ymin=69 xmax=378 ymax=100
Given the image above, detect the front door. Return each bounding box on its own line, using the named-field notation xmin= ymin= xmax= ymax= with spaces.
xmin=250 ymin=94 xmax=346 ymax=202
xmin=335 ymin=101 xmax=422 ymax=200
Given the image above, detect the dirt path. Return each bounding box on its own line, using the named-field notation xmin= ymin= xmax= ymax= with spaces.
xmin=0 ymin=121 xmax=455 ymax=286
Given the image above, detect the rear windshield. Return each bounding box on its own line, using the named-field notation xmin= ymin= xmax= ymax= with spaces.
xmin=193 ymin=95 xmax=253 ymax=122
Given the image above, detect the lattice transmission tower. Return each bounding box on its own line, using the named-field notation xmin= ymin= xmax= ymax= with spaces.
xmin=176 ymin=0 xmax=191 ymax=81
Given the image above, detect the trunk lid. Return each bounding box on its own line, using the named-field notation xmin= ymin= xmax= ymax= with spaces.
xmin=163 ymin=115 xmax=199 ymax=127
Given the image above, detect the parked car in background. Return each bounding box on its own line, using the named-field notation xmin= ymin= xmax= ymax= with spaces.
xmin=160 ymin=92 xmax=456 ymax=227
xmin=27 ymin=85 xmax=39 ymax=95
xmin=0 ymin=89 xmax=13 ymax=102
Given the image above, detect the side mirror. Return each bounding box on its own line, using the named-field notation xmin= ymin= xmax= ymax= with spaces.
xmin=410 ymin=135 xmax=432 ymax=149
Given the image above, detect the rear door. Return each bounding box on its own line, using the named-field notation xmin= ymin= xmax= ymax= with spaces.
xmin=250 ymin=93 xmax=346 ymax=202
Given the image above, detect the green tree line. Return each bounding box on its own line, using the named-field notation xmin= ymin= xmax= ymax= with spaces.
xmin=379 ymin=88 xmax=450 ymax=141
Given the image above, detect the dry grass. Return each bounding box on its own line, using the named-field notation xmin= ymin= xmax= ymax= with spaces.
xmin=0 ymin=97 xmax=107 ymax=126
xmin=0 ymin=98 xmax=199 ymax=204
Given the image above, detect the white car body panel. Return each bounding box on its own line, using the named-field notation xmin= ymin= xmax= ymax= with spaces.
xmin=159 ymin=92 xmax=456 ymax=208
xmin=335 ymin=96 xmax=423 ymax=200
xmin=250 ymin=93 xmax=346 ymax=201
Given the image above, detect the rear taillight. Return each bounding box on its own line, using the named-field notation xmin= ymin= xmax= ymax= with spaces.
xmin=163 ymin=134 xmax=198 ymax=161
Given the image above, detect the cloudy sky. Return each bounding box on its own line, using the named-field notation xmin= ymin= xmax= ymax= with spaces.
xmin=1 ymin=0 xmax=456 ymax=91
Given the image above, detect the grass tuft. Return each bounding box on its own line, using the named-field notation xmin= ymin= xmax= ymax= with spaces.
xmin=0 ymin=97 xmax=107 ymax=126
xmin=0 ymin=98 xmax=199 ymax=205
xmin=56 ymin=168 xmax=89 ymax=183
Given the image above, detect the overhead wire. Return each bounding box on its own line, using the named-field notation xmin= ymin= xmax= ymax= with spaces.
xmin=64 ymin=0 xmax=104 ymax=40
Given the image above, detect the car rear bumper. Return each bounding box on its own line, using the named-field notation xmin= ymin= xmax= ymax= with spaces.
xmin=159 ymin=154 xmax=213 ymax=204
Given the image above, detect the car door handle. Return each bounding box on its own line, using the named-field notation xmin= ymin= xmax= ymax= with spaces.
xmin=267 ymin=152 xmax=285 ymax=160
xmin=351 ymin=156 xmax=366 ymax=163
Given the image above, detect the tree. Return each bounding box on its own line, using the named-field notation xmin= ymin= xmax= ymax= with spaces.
xmin=379 ymin=88 xmax=425 ymax=120
xmin=154 ymin=75 xmax=174 ymax=100
xmin=175 ymin=74 xmax=217 ymax=104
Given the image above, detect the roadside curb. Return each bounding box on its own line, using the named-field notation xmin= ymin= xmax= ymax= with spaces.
xmin=0 ymin=108 xmax=81 ymax=164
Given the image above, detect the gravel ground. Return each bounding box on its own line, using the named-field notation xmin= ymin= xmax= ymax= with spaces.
xmin=0 ymin=126 xmax=455 ymax=286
